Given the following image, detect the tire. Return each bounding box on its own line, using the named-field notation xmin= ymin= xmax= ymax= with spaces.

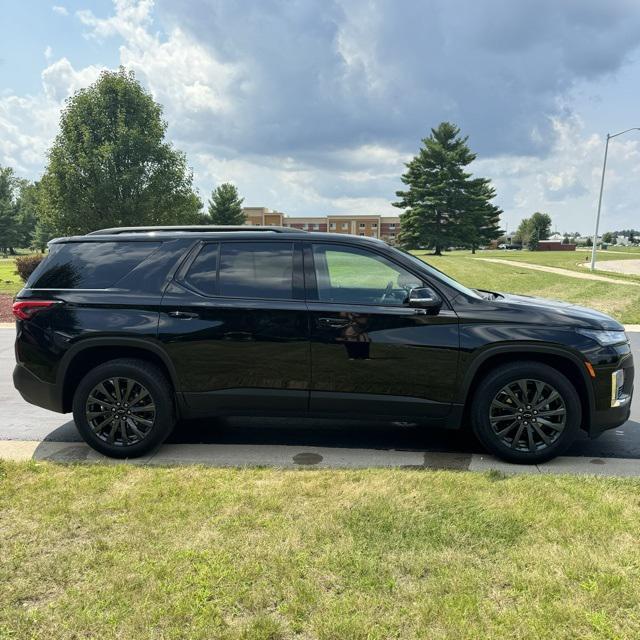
xmin=470 ymin=361 xmax=581 ymax=464
xmin=72 ymin=358 xmax=176 ymax=458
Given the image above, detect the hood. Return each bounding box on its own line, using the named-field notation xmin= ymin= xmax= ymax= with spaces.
xmin=494 ymin=292 xmax=624 ymax=331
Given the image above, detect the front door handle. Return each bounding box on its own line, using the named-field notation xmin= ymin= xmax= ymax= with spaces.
xmin=318 ymin=317 xmax=350 ymax=328
xmin=167 ymin=310 xmax=199 ymax=319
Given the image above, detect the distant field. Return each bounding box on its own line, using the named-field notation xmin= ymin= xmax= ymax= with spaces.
xmin=413 ymin=250 xmax=640 ymax=324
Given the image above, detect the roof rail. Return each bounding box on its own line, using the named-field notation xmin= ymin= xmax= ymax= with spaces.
xmin=87 ymin=225 xmax=306 ymax=235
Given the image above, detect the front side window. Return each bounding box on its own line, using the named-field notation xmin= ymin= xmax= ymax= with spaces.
xmin=311 ymin=244 xmax=423 ymax=306
xmin=219 ymin=242 xmax=294 ymax=299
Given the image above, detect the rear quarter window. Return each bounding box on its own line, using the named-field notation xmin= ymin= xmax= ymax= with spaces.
xmin=27 ymin=241 xmax=162 ymax=289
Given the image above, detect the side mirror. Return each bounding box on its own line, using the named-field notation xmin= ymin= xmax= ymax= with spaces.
xmin=406 ymin=287 xmax=442 ymax=312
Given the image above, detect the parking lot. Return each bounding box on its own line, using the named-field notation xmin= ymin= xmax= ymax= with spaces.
xmin=1 ymin=327 xmax=638 ymax=465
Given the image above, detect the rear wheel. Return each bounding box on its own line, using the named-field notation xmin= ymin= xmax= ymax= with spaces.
xmin=471 ymin=361 xmax=581 ymax=464
xmin=73 ymin=358 xmax=175 ymax=458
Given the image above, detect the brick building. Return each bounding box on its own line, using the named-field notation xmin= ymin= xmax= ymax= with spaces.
xmin=242 ymin=207 xmax=401 ymax=245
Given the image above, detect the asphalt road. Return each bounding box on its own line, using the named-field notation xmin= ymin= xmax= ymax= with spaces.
xmin=1 ymin=328 xmax=638 ymax=458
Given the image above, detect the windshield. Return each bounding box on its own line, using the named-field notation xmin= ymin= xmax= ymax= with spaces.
xmin=398 ymin=249 xmax=483 ymax=299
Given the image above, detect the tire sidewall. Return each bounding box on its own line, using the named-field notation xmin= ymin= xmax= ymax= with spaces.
xmin=72 ymin=360 xmax=174 ymax=458
xmin=471 ymin=362 xmax=581 ymax=464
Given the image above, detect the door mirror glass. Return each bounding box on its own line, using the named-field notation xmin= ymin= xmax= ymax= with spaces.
xmin=406 ymin=287 xmax=442 ymax=311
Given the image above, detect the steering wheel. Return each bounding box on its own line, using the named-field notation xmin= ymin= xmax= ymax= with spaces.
xmin=379 ymin=280 xmax=394 ymax=303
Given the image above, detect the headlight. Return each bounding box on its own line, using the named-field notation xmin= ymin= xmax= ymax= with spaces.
xmin=576 ymin=328 xmax=628 ymax=346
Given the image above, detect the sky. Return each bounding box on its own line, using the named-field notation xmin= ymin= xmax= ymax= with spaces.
xmin=1 ymin=0 xmax=640 ymax=234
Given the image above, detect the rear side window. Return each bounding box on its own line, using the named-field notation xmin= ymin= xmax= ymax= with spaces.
xmin=28 ymin=241 xmax=161 ymax=289
xmin=184 ymin=243 xmax=219 ymax=296
xmin=219 ymin=242 xmax=294 ymax=299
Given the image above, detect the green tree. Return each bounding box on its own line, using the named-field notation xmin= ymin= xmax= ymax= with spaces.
xmin=394 ymin=122 xmax=498 ymax=255
xmin=527 ymin=227 xmax=540 ymax=251
xmin=514 ymin=212 xmax=552 ymax=245
xmin=207 ymin=183 xmax=245 ymax=225
xmin=40 ymin=67 xmax=202 ymax=235
xmin=461 ymin=180 xmax=503 ymax=253
xmin=562 ymin=235 xmax=571 ymax=245
xmin=0 ymin=167 xmax=37 ymax=254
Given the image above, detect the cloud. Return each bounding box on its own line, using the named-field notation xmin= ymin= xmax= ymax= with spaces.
xmin=3 ymin=0 xmax=640 ymax=232
xmin=52 ymin=5 xmax=69 ymax=16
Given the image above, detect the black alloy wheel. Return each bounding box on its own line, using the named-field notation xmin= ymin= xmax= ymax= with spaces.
xmin=489 ymin=379 xmax=566 ymax=453
xmin=73 ymin=358 xmax=175 ymax=458
xmin=85 ymin=377 xmax=157 ymax=447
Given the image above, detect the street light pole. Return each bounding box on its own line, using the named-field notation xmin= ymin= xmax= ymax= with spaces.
xmin=590 ymin=127 xmax=640 ymax=271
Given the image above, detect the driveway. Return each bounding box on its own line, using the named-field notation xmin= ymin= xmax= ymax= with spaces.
xmin=1 ymin=328 xmax=638 ymax=460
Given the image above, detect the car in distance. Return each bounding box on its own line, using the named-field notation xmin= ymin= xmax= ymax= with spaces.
xmin=13 ymin=226 xmax=634 ymax=463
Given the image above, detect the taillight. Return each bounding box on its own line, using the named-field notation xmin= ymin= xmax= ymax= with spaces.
xmin=12 ymin=300 xmax=60 ymax=321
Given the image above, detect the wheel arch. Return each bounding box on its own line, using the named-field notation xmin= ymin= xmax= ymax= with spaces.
xmin=460 ymin=345 xmax=594 ymax=433
xmin=58 ymin=338 xmax=180 ymax=413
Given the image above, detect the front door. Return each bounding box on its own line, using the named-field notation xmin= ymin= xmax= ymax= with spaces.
xmin=159 ymin=240 xmax=309 ymax=415
xmin=306 ymin=242 xmax=459 ymax=419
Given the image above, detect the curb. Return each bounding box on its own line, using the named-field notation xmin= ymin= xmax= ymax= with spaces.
xmin=0 ymin=440 xmax=638 ymax=477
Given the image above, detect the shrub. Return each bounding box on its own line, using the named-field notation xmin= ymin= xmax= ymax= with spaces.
xmin=15 ymin=255 xmax=45 ymax=282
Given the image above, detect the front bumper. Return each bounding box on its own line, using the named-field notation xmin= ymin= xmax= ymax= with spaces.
xmin=13 ymin=363 xmax=65 ymax=413
xmin=589 ymin=350 xmax=634 ymax=436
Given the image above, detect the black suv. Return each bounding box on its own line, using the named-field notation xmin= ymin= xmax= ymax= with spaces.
xmin=13 ymin=226 xmax=634 ymax=463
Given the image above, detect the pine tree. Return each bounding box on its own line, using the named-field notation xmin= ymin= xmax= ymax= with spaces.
xmin=393 ymin=122 xmax=501 ymax=254
xmin=207 ymin=183 xmax=246 ymax=225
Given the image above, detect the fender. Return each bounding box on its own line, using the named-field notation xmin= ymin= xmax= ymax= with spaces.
xmin=56 ymin=336 xmax=181 ymax=391
xmin=457 ymin=341 xmax=596 ymax=416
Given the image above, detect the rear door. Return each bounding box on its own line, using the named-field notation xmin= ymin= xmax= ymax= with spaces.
xmin=159 ymin=240 xmax=310 ymax=415
xmin=305 ymin=242 xmax=459 ymax=419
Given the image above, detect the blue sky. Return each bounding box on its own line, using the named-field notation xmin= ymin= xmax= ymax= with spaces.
xmin=1 ymin=0 xmax=640 ymax=233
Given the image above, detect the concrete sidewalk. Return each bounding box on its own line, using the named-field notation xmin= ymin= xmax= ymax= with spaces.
xmin=1 ymin=439 xmax=639 ymax=477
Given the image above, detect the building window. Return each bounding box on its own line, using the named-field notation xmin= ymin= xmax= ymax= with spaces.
xmin=313 ymin=224 xmax=319 ymax=230
xmin=389 ymin=224 xmax=396 ymax=229
xmin=329 ymin=223 xmax=336 ymax=229
xmin=372 ymin=223 xmax=377 ymax=228
xmin=359 ymin=223 xmax=366 ymax=228
xmin=342 ymin=223 xmax=348 ymax=230
xmin=359 ymin=232 xmax=365 ymax=236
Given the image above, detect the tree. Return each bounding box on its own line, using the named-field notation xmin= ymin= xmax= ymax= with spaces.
xmin=527 ymin=227 xmax=540 ymax=251
xmin=207 ymin=183 xmax=245 ymax=225
xmin=393 ymin=122 xmax=501 ymax=254
xmin=0 ymin=166 xmax=37 ymax=254
xmin=461 ymin=180 xmax=503 ymax=254
xmin=514 ymin=212 xmax=552 ymax=245
xmin=562 ymin=235 xmax=571 ymax=245
xmin=40 ymin=67 xmax=202 ymax=236
xmin=585 ymin=237 xmax=593 ymax=247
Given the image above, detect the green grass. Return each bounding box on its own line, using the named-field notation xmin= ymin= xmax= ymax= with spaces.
xmin=471 ymin=248 xmax=640 ymax=283
xmin=413 ymin=250 xmax=640 ymax=323
xmin=2 ymin=461 xmax=640 ymax=639
xmin=0 ymin=258 xmax=23 ymax=295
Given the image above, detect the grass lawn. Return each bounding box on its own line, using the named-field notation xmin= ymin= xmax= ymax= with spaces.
xmin=472 ymin=248 xmax=640 ymax=284
xmin=414 ymin=250 xmax=640 ymax=324
xmin=0 ymin=258 xmax=23 ymax=296
xmin=2 ymin=461 xmax=640 ymax=639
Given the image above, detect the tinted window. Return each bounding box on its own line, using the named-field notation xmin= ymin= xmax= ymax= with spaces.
xmin=184 ymin=243 xmax=219 ymax=295
xmin=29 ymin=242 xmax=161 ymax=289
xmin=219 ymin=242 xmax=294 ymax=299
xmin=312 ymin=244 xmax=422 ymax=305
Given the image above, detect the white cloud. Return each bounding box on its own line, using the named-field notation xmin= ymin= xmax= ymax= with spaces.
xmin=52 ymin=5 xmax=69 ymax=16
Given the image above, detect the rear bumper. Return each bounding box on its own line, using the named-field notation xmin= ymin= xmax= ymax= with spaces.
xmin=13 ymin=363 xmax=65 ymax=413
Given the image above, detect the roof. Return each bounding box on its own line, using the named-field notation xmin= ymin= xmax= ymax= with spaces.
xmin=50 ymin=225 xmax=390 ymax=247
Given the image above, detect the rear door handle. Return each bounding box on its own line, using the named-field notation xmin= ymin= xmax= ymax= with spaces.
xmin=167 ymin=310 xmax=199 ymax=319
xmin=318 ymin=317 xmax=350 ymax=328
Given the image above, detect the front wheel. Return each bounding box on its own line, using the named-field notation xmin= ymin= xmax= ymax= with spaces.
xmin=72 ymin=358 xmax=175 ymax=458
xmin=471 ymin=361 xmax=581 ymax=464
